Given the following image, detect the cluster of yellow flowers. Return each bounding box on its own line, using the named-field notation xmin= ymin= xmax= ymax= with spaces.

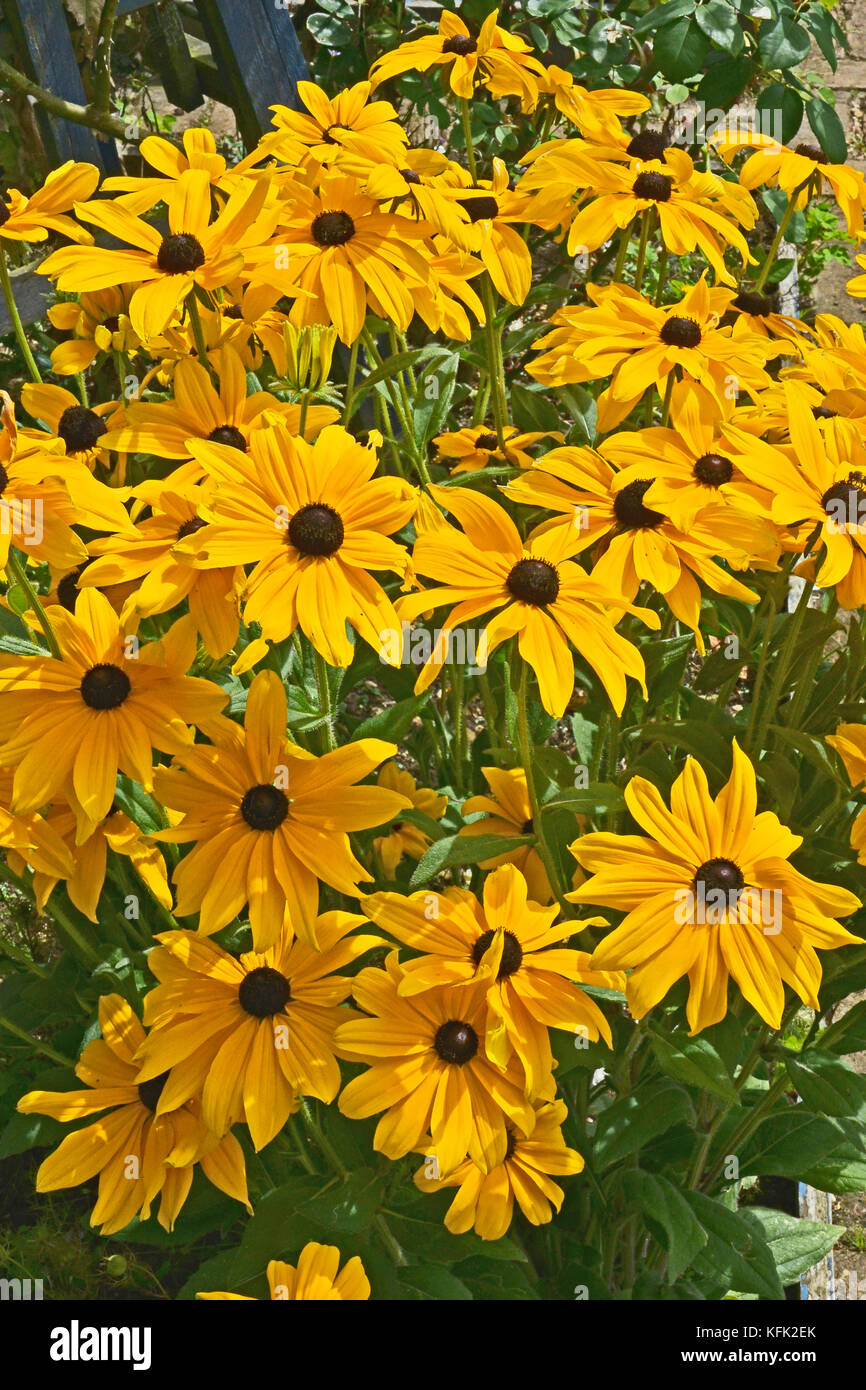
xmin=1 ymin=7 xmax=866 ymax=1297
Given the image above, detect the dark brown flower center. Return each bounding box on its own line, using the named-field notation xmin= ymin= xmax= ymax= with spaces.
xmin=626 ymin=131 xmax=670 ymax=161
xmin=632 ymin=171 xmax=672 ymax=203
xmin=207 ymin=424 xmax=247 ymax=450
xmin=613 ymin=479 xmax=664 ymax=529
xmin=461 ymin=195 xmax=498 ymax=223
xmin=240 ymin=784 xmax=289 ymax=831
xmin=322 ymin=123 xmax=350 ymax=144
xmin=177 ymin=517 xmax=206 ymax=540
xmin=733 ymin=291 xmax=771 ymax=317
xmin=311 ymin=210 xmax=356 ymax=246
xmin=660 ymin=316 xmax=702 ymax=348
xmin=103 ymin=315 xmax=120 ymax=333
xmin=471 ymin=928 xmax=523 ymax=979
xmin=80 ymin=663 xmax=131 ymax=710
xmin=288 ymin=503 xmax=344 ymax=556
xmin=222 ymin=304 xmax=244 ymax=320
xmin=822 ymin=476 xmax=866 ymax=520
xmin=795 ymin=143 xmax=824 ymax=162
xmin=506 ymin=558 xmax=560 ymax=606
xmin=442 ymin=34 xmax=477 ymax=55
xmin=138 ymin=1072 xmax=170 ymax=1113
xmin=504 ymin=1129 xmax=518 ymax=1161
xmin=0 ymin=463 xmax=8 ymax=495
xmin=57 ymin=564 xmax=88 ymax=612
xmin=694 ymin=857 xmax=744 ymax=895
xmin=433 ymin=1019 xmax=479 ymax=1064
xmin=475 ymin=432 xmax=499 ymax=451
xmin=813 ymin=405 xmax=837 ymax=420
xmin=157 ymin=232 xmax=206 ymax=274
xmin=693 ymin=453 xmax=734 ymax=486
xmin=58 ymin=405 xmax=107 ymax=453
xmin=400 ymin=168 xmax=422 ymax=185
xmin=521 ymin=818 xmax=533 ymax=834
xmin=238 ymin=965 xmax=291 ymax=1017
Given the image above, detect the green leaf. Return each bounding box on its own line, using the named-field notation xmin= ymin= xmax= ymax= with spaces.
xmin=819 ymin=1000 xmax=866 ymax=1054
xmin=803 ymin=4 xmax=838 ymax=69
xmin=650 ymin=1028 xmax=740 ymax=1103
xmin=806 ymin=96 xmax=847 ymax=164
xmin=593 ymin=1079 xmax=696 ymax=1165
xmin=509 ymin=382 xmax=563 ymax=434
xmin=758 ymin=15 xmax=813 ymax=67
xmin=541 ymin=782 xmax=625 ymax=816
xmin=412 ymin=352 xmax=459 ymax=447
xmin=352 ymin=692 xmax=431 ymax=742
xmin=557 ymin=385 xmax=596 ymax=443
xmin=621 ymin=1170 xmax=708 ymax=1281
xmin=307 ymin=12 xmax=353 ymax=45
xmin=653 ymin=17 xmax=711 ymax=79
xmin=642 ymin=634 xmax=695 ymax=705
xmin=696 ymin=2 xmax=743 ymax=49
xmin=685 ymin=1192 xmax=784 ymax=1298
xmin=696 ymin=54 xmax=751 ymax=107
xmin=383 ymin=1212 xmax=527 ymax=1266
xmin=739 ymin=1111 xmax=842 ymax=1177
xmin=757 ymin=84 xmax=805 ymax=145
xmin=399 ymin=1266 xmax=473 ymax=1299
xmin=348 ymin=346 xmax=451 ymax=417
xmin=739 ymin=1206 xmax=843 ymax=1284
xmin=409 ymin=832 xmax=531 ymax=887
xmin=785 ymin=1051 xmax=866 ymax=1118
xmin=633 ymin=0 xmax=695 ymax=35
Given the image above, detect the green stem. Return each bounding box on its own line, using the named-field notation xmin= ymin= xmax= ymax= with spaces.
xmin=92 ymin=0 xmax=119 ymax=113
xmin=516 ymin=661 xmax=573 ymax=917
xmin=749 ymin=574 xmax=814 ymax=758
xmin=298 ymin=391 xmax=310 ymax=438
xmin=633 ymin=209 xmax=652 ymax=295
xmin=5 ymin=548 xmax=61 ymax=658
xmin=313 ymin=649 xmax=337 ymax=752
xmin=653 ymin=245 xmax=670 ymax=305
xmin=0 ymin=1013 xmax=74 ymax=1066
xmin=341 ymin=338 xmax=359 ymax=425
xmin=451 ymin=665 xmax=466 ymax=794
xmin=480 ymin=275 xmax=509 ymax=450
xmin=459 ymin=98 xmax=479 ymax=183
xmin=186 ymin=295 xmax=214 ymax=379
xmin=659 ymin=369 xmax=675 ymax=428
xmin=701 ymin=1067 xmax=791 ymax=1192
xmin=613 ymin=218 xmax=636 ymax=282
xmin=752 ymin=182 xmax=808 ymax=293
xmin=0 ymin=244 xmax=41 ymax=382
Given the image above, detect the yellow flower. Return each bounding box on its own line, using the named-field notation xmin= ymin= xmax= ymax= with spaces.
xmin=47 ymin=287 xmax=139 ymax=376
xmin=372 ymin=763 xmax=447 ymax=876
xmin=336 ymin=950 xmax=536 ymax=1175
xmin=198 ymin=1246 xmax=370 ymax=1300
xmin=0 ymin=590 xmax=230 ymax=833
xmin=40 ymin=168 xmax=278 ymax=340
xmin=264 ymin=80 xmax=408 ymax=167
xmin=713 ymin=129 xmax=866 ymax=237
xmin=458 ymin=766 xmax=552 ymax=903
xmin=136 ymin=915 xmax=382 ymax=1150
xmin=100 ymin=127 xmax=234 ymax=215
xmin=433 ymin=422 xmax=554 ymax=474
xmin=17 ymin=994 xmax=250 ymax=1235
xmin=177 ymin=419 xmax=417 ymax=665
xmin=414 ymin=1098 xmax=583 ymax=1239
xmin=569 ymin=742 xmax=863 ymax=1032
xmin=398 ymin=483 xmax=658 ymax=718
xmin=153 ymin=670 xmax=409 ymax=949
xmin=363 ymin=864 xmax=616 ymax=1097
xmin=0 ymin=161 xmax=98 ymax=243
xmin=369 ymin=8 xmax=546 ymax=105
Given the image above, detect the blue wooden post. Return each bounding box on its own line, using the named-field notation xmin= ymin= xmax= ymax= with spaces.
xmin=2 ymin=0 xmax=121 ymax=172
xmin=194 ymin=0 xmax=310 ymax=149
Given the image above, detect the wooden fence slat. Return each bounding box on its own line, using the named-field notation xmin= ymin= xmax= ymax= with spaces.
xmin=193 ymin=0 xmax=309 ymax=149
xmin=1 ymin=0 xmax=120 ymax=172
xmin=142 ymin=1 xmax=202 ymax=111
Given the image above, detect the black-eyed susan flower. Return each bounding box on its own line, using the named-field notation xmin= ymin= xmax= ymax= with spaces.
xmin=17 ymin=994 xmax=250 ymax=1235
xmin=458 ymin=766 xmax=552 ymax=903
xmin=248 ymin=172 xmax=433 ymax=344
xmin=827 ymin=724 xmax=866 ymax=867
xmin=372 ymin=763 xmax=447 ymax=876
xmin=197 ymin=1246 xmax=370 ymax=1300
xmin=369 ymin=8 xmax=545 ymax=105
xmin=0 ymin=161 xmax=98 ymax=244
xmin=528 ymin=277 xmax=774 ymax=431
xmin=153 ymin=670 xmax=409 ymax=949
xmin=0 ymin=590 xmax=230 ymax=833
xmin=101 ymin=344 xmax=296 ymax=462
xmin=264 ymin=80 xmax=408 ymax=167
xmin=433 ymin=422 xmax=553 ymax=475
xmin=47 ymin=287 xmax=139 ymax=377
xmin=535 ymin=68 xmax=650 ymax=135
xmin=0 ymin=770 xmax=75 ymax=882
xmin=397 ymin=484 xmax=657 ymax=718
xmin=713 ymin=129 xmax=866 ymax=238
xmin=178 ymin=419 xmax=417 ymax=665
xmin=414 ymin=1098 xmax=583 ymax=1239
xmin=729 ymin=382 xmax=866 ymax=607
xmin=80 ymin=482 xmax=242 ymax=660
xmin=352 ymin=147 xmax=473 ymax=246
xmin=29 ymin=789 xmax=172 ymax=923
xmin=569 ymin=741 xmax=863 ymax=1033
xmin=336 ymin=951 xmax=535 ymax=1175
xmin=444 ymin=158 xmax=536 ymax=304
xmin=363 ymin=864 xmax=615 ymax=1096
xmin=136 ymin=915 xmax=382 ymax=1150
xmin=20 ymin=381 xmax=122 ymax=476
xmin=100 ymin=126 xmax=233 ymax=215
xmin=503 ymin=432 xmax=778 ymax=652
xmin=40 ymin=168 xmax=278 ymax=340
xmin=521 ymin=147 xmax=757 ymax=287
